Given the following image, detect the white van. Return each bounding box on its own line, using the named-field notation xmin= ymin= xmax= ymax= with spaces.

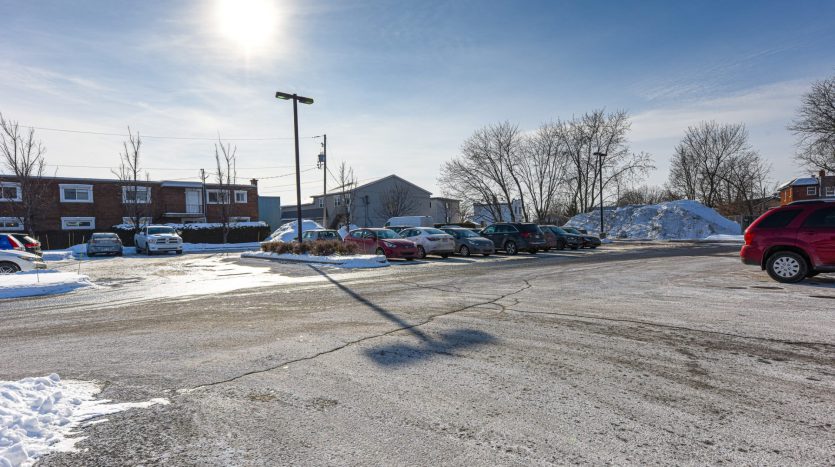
xmin=385 ymin=216 xmax=434 ymax=228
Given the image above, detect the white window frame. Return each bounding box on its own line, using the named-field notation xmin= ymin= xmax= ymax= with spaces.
xmin=0 ymin=217 xmax=24 ymax=231
xmin=229 ymin=216 xmax=250 ymax=223
xmin=317 ymin=197 xmax=324 ymax=208
xmin=61 ymin=216 xmax=95 ymax=230
xmin=121 ymin=216 xmax=152 ymax=227
xmin=826 ymin=186 xmax=835 ymax=197
xmin=0 ymin=182 xmax=22 ymax=202
xmin=807 ymin=186 xmax=817 ymax=196
xmin=234 ymin=190 xmax=248 ymax=203
xmin=59 ymin=184 xmax=94 ymax=203
xmin=335 ymin=195 xmax=342 ymax=207
xmin=122 ymin=186 xmax=151 ymax=204
xmin=206 ymin=189 xmax=230 ymax=205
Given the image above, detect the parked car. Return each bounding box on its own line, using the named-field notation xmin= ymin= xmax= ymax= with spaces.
xmin=0 ymin=249 xmax=47 ymax=274
xmin=86 ymin=232 xmax=124 ymax=256
xmin=480 ymin=223 xmax=546 ymax=255
xmin=134 ymin=225 xmax=183 ymax=255
xmin=540 ymin=226 xmax=581 ymax=250
xmin=384 ymin=216 xmax=434 ymax=228
xmin=343 ymin=228 xmax=418 ymax=260
xmin=562 ymin=226 xmax=602 ymax=248
xmin=0 ymin=233 xmax=24 ymax=252
xmin=5 ymin=233 xmax=42 ymax=256
xmin=440 ymin=227 xmax=495 ymax=256
xmin=741 ymin=200 xmax=835 ymax=283
xmin=301 ymin=229 xmax=341 ymax=242
xmin=399 ymin=227 xmax=455 ymax=259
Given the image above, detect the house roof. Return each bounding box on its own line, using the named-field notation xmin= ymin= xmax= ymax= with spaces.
xmin=0 ymin=174 xmax=255 ymax=189
xmin=776 ymin=177 xmax=819 ymax=191
xmin=312 ymin=175 xmax=433 ymax=198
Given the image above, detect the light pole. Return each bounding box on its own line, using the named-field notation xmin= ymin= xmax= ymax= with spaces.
xmin=275 ymin=91 xmax=314 ymax=242
xmin=593 ymin=151 xmax=606 ymax=238
xmin=315 ymin=134 xmax=327 ymax=228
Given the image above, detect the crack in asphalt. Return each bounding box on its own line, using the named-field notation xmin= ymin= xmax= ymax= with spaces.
xmin=504 ymin=308 xmax=835 ymax=348
xmin=187 ymin=279 xmax=533 ymax=391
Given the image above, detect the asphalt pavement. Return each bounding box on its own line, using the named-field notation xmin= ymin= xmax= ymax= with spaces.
xmin=2 ymin=243 xmax=833 ymax=465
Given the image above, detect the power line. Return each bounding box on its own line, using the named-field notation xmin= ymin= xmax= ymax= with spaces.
xmin=45 ymin=163 xmax=317 ymax=171
xmin=23 ymin=125 xmax=321 ymax=141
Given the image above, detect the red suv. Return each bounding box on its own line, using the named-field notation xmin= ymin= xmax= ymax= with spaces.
xmin=741 ymin=200 xmax=835 ymax=282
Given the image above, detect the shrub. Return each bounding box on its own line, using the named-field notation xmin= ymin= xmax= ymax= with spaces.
xmin=260 ymin=240 xmax=358 ymax=256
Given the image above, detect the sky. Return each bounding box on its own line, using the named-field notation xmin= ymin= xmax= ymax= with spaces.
xmin=2 ymin=0 xmax=834 ymax=205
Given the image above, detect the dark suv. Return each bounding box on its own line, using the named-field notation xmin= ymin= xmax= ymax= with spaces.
xmin=741 ymin=200 xmax=835 ymax=283
xmin=480 ymin=223 xmax=546 ymax=255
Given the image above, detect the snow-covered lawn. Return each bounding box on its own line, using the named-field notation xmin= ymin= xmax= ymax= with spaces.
xmin=0 ymin=374 xmax=168 ymax=467
xmin=242 ymin=251 xmax=389 ymax=268
xmin=567 ymin=200 xmax=741 ymax=240
xmin=0 ymin=272 xmax=92 ymax=299
xmin=42 ymin=242 xmax=262 ymax=261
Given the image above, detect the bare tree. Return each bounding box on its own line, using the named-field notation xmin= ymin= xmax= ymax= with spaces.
xmin=616 ymin=185 xmax=676 ymax=206
xmin=789 ymin=75 xmax=835 ymax=172
xmin=0 ymin=114 xmax=49 ymax=236
xmin=112 ymin=128 xmax=152 ymax=234
xmin=334 ymin=161 xmax=358 ymax=228
xmin=519 ymin=122 xmax=569 ymax=223
xmin=214 ymin=137 xmax=237 ymax=243
xmin=377 ymin=182 xmax=419 ymax=220
xmin=667 ymin=121 xmax=765 ymax=209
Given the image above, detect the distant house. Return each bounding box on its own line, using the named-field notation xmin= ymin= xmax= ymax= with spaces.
xmin=777 ymin=170 xmax=835 ymax=205
xmin=473 ymin=199 xmax=524 ymax=226
xmin=281 ymin=175 xmax=460 ymax=228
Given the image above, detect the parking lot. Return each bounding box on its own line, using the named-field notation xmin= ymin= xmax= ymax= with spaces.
xmin=2 ymin=243 xmax=834 ymax=465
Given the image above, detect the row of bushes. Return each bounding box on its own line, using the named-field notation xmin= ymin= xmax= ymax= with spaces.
xmin=261 ymin=239 xmax=359 ymax=256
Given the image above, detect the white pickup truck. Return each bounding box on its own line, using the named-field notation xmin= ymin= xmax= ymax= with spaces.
xmin=134 ymin=225 xmax=183 ymax=255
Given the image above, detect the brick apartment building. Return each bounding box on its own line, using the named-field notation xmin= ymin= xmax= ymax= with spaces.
xmin=777 ymin=170 xmax=835 ymax=205
xmin=0 ymin=175 xmax=260 ymax=248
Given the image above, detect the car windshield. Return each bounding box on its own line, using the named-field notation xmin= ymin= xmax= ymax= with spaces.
xmin=374 ymin=229 xmax=399 ymax=239
xmin=563 ymin=227 xmax=580 ymax=234
xmin=421 ymin=228 xmax=446 ymax=235
xmin=148 ymin=227 xmax=176 ymax=235
xmin=321 ymin=231 xmax=339 ymax=239
xmin=550 ymin=227 xmax=567 ymax=234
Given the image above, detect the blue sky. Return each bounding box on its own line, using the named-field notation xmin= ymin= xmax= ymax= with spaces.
xmin=2 ymin=0 xmax=834 ymax=202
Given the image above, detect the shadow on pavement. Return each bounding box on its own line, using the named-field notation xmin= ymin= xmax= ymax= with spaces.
xmin=310 ymin=265 xmax=497 ymax=366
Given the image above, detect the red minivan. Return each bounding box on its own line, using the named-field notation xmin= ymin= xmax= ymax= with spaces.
xmin=343 ymin=228 xmax=418 ymax=260
xmin=741 ymin=200 xmax=835 ymax=282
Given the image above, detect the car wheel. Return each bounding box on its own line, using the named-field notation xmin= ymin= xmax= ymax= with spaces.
xmin=176 ymin=250 xmax=183 ymax=255
xmin=375 ymin=247 xmax=385 ymax=256
xmin=766 ymin=251 xmax=808 ymax=283
xmin=0 ymin=261 xmax=20 ymax=274
xmin=440 ymin=253 xmax=449 ymax=259
xmin=459 ymin=245 xmax=470 ymax=257
xmin=482 ymin=253 xmax=490 ymax=257
xmin=117 ymin=251 xmax=123 ymax=257
xmin=417 ymin=246 xmax=426 ymax=259
xmin=558 ymin=240 xmax=566 ymax=250
xmin=570 ymin=245 xmax=578 ymax=250
xmin=505 ymin=241 xmax=518 ymax=255
xmin=590 ymin=246 xmax=598 ymax=249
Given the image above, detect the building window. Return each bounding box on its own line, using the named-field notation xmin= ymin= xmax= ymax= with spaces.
xmin=60 ymin=184 xmax=93 ymax=203
xmin=0 ymin=182 xmax=21 ymax=201
xmin=826 ymin=186 xmax=835 ymax=197
xmin=230 ymin=216 xmax=250 ymax=223
xmin=206 ymin=189 xmax=230 ymax=204
xmin=122 ymin=217 xmax=152 ymax=227
xmin=0 ymin=217 xmax=23 ymax=231
xmin=61 ymin=217 xmax=95 ymax=230
xmin=345 ymin=193 xmax=351 ymax=206
xmin=335 ymin=195 xmax=342 ymax=206
xmin=317 ymin=198 xmax=324 ymax=208
xmin=807 ymin=186 xmax=817 ymax=196
xmin=234 ymin=190 xmax=248 ymax=203
xmin=122 ymin=186 xmax=151 ymax=204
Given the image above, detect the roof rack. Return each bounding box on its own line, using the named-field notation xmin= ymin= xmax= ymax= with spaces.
xmin=787 ymin=199 xmax=835 ymax=205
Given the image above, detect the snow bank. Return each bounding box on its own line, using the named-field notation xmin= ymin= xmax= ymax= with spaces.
xmin=0 ymin=271 xmax=92 ymax=299
xmin=111 ymin=221 xmax=267 ymax=230
xmin=566 ymin=200 xmax=741 ymax=240
xmin=42 ymin=242 xmax=260 ymax=260
xmin=181 ymin=242 xmax=260 ymax=252
xmin=242 ymin=251 xmax=389 ymax=268
xmin=265 ymin=219 xmax=323 ymax=243
xmin=0 ymin=374 xmax=168 ymax=467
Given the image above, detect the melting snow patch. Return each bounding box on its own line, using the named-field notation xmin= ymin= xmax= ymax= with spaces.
xmin=242 ymin=251 xmax=389 ymax=268
xmin=0 ymin=374 xmax=168 ymax=467
xmin=0 ymin=272 xmax=93 ymax=300
xmin=566 ymin=200 xmax=741 ymax=240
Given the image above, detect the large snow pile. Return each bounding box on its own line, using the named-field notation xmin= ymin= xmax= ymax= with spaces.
xmin=0 ymin=271 xmax=93 ymax=299
xmin=265 ymin=219 xmax=323 ymax=243
xmin=565 ymin=200 xmax=741 ymax=240
xmin=0 ymin=374 xmax=168 ymax=467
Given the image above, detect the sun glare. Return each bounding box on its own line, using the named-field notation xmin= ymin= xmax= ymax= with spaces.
xmin=214 ymin=0 xmax=278 ymax=52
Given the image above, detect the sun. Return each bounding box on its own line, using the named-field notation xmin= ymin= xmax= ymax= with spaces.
xmin=214 ymin=0 xmax=278 ymax=52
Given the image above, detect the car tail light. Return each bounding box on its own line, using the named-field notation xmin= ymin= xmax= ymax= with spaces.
xmin=743 ymin=230 xmax=754 ymax=245
xmin=520 ymin=232 xmax=533 ymax=239
xmin=24 ymin=242 xmax=39 ymax=248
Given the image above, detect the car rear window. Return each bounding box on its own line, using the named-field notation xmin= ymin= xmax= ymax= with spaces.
xmin=756 ymin=209 xmax=801 ymax=228
xmin=802 ymin=207 xmax=835 ymax=228
xmin=518 ymin=224 xmax=539 ymax=233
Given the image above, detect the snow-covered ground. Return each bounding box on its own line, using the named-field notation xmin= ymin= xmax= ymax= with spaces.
xmin=0 ymin=374 xmax=167 ymax=467
xmin=566 ymin=200 xmax=741 ymax=240
xmin=42 ymin=242 xmax=261 ymax=261
xmin=0 ymin=271 xmax=93 ymax=299
xmin=265 ymin=219 xmax=324 ymax=243
xmin=242 ymin=251 xmax=388 ymax=268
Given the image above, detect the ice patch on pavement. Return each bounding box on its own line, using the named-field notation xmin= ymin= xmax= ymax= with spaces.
xmin=566 ymin=200 xmax=741 ymax=240
xmin=0 ymin=374 xmax=168 ymax=467
xmin=0 ymin=272 xmax=93 ymax=300
xmin=242 ymin=251 xmax=388 ymax=268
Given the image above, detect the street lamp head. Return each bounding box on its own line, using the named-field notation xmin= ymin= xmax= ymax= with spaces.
xmin=275 ymin=91 xmax=314 ymax=105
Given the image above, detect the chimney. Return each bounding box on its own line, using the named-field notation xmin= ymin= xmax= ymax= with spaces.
xmin=250 ymin=178 xmax=258 ymax=186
